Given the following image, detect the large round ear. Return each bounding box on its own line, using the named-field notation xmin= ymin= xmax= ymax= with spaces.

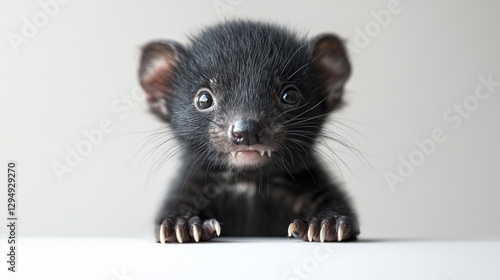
xmin=138 ymin=40 xmax=186 ymax=120
xmin=310 ymin=34 xmax=351 ymax=111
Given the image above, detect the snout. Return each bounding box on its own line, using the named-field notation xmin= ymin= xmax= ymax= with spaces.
xmin=229 ymin=119 xmax=266 ymax=146
xmin=227 ymin=119 xmax=274 ymax=167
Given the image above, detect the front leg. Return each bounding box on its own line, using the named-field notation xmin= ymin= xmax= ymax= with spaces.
xmin=288 ymin=214 xmax=358 ymax=242
xmin=156 ymin=164 xmax=222 ymax=244
xmin=285 ymin=171 xmax=360 ymax=242
xmin=159 ymin=216 xmax=220 ymax=243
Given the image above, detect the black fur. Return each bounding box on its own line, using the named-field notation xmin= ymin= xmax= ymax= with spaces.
xmin=139 ymin=20 xmax=359 ymax=242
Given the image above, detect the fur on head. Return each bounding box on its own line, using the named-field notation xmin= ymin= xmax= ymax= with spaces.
xmin=139 ymin=21 xmax=350 ymax=174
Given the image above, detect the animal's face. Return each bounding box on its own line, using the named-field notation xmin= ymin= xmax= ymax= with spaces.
xmin=139 ymin=21 xmax=350 ymax=173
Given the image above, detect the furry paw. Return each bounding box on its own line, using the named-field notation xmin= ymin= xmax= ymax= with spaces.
xmin=159 ymin=216 xmax=221 ymax=243
xmin=287 ymin=216 xmax=359 ymax=242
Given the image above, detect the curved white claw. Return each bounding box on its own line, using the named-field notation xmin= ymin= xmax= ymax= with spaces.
xmin=320 ymin=224 xmax=327 ymax=243
xmin=192 ymin=225 xmax=200 ymax=242
xmin=214 ymin=220 xmax=221 ymax=236
xmin=160 ymin=225 xmax=166 ymax=244
xmin=175 ymin=227 xmax=183 ymax=243
xmin=338 ymin=224 xmax=344 ymax=242
xmin=307 ymin=225 xmax=314 ymax=242
xmin=288 ymin=223 xmax=296 ymax=237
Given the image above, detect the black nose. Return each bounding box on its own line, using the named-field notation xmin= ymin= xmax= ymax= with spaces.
xmin=230 ymin=119 xmax=265 ymax=145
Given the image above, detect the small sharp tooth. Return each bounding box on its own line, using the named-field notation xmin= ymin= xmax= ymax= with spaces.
xmin=267 ymin=150 xmax=272 ymax=157
xmin=260 ymin=150 xmax=265 ymax=157
xmin=231 ymin=152 xmax=236 ymax=158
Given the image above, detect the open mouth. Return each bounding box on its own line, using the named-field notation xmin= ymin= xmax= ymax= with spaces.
xmin=231 ymin=149 xmax=272 ymax=158
xmin=229 ymin=145 xmax=273 ymax=165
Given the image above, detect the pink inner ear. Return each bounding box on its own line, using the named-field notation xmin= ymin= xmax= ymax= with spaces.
xmin=143 ymin=58 xmax=171 ymax=82
xmin=316 ymin=38 xmax=350 ymax=78
xmin=139 ymin=40 xmax=184 ymax=119
xmin=141 ymin=53 xmax=176 ymax=103
xmin=312 ymin=35 xmax=351 ymax=110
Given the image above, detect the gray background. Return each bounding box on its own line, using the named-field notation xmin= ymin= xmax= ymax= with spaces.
xmin=1 ymin=0 xmax=499 ymax=239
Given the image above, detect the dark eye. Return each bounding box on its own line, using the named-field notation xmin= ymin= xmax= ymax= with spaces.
xmin=196 ymin=89 xmax=214 ymax=110
xmin=281 ymin=86 xmax=300 ymax=105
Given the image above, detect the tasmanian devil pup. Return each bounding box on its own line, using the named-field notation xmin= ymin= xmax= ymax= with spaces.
xmin=138 ymin=20 xmax=360 ymax=243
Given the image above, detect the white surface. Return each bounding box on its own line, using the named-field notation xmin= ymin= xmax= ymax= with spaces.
xmin=1 ymin=237 xmax=499 ymax=279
